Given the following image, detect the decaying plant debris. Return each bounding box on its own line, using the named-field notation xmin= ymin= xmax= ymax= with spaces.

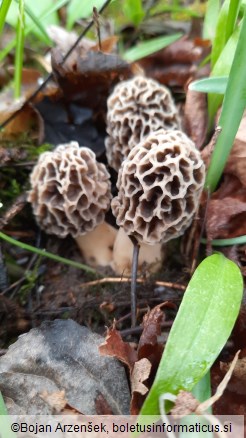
xmin=0 ymin=0 xmax=246 ymax=422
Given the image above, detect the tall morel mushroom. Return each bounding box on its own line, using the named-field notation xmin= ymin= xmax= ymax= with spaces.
xmin=112 ymin=128 xmax=205 ymax=326
xmin=28 ymin=141 xmax=115 ymax=266
xmin=112 ymin=129 xmax=205 ymax=246
xmin=105 ymin=76 xmax=181 ymax=171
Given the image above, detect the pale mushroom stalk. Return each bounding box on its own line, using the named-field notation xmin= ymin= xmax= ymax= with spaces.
xmin=129 ymin=235 xmax=140 ymax=327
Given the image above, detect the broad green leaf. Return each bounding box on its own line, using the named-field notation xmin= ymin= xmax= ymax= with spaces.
xmin=206 ymin=11 xmax=246 ymax=191
xmin=189 ymin=76 xmax=228 ymax=94
xmin=67 ymin=0 xmax=105 ymax=30
xmin=123 ymin=0 xmax=144 ymax=26
xmin=203 ymin=0 xmax=220 ymax=41
xmin=123 ymin=33 xmax=182 ymax=63
xmin=139 ymin=254 xmax=243 ymax=416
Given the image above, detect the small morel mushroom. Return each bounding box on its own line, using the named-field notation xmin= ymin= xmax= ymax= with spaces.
xmin=106 ymin=75 xmax=181 ymax=171
xmin=28 ymin=141 xmax=114 ymax=266
xmin=112 ymin=129 xmax=205 ymax=246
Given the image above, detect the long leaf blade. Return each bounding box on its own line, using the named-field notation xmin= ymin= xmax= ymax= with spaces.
xmin=139 ymin=254 xmax=243 ymax=416
xmin=189 ymin=76 xmax=228 ymax=94
xmin=206 ymin=10 xmax=246 ymax=192
xmin=123 ymin=33 xmax=182 ymax=62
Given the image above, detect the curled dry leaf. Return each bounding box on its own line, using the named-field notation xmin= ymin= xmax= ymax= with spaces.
xmin=131 ymin=358 xmax=152 ymax=396
xmin=0 ymin=319 xmax=130 ymax=415
xmin=183 ymin=88 xmax=207 ymax=150
xmin=139 ymin=36 xmax=209 ymax=88
xmin=51 ymin=48 xmax=131 ymax=112
xmin=99 ymin=325 xmax=137 ymax=372
xmin=202 ymin=112 xmax=246 ymax=240
xmin=206 ymin=175 xmax=246 ymax=240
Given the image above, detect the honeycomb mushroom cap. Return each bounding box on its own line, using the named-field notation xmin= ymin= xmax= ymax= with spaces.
xmin=111 ymin=129 xmax=205 ymax=245
xmin=105 ymin=76 xmax=181 ymax=171
xmin=28 ymin=142 xmax=111 ymax=238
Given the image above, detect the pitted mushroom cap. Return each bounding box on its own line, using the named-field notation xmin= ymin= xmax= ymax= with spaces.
xmin=28 ymin=142 xmax=111 ymax=238
xmin=111 ymin=129 xmax=205 ymax=245
xmin=105 ymin=76 xmax=181 ymax=171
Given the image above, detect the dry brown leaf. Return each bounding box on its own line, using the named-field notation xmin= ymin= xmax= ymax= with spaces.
xmin=131 ymin=358 xmax=152 ymax=396
xmin=184 ymin=88 xmax=207 ymax=149
xmin=220 ymin=356 xmax=246 ymax=394
xmin=99 ymin=325 xmax=137 ymax=372
xmin=224 ymin=112 xmax=246 ymax=186
xmin=94 ymin=392 xmax=114 ymax=415
xmin=138 ymin=304 xmax=165 ymax=354
xmin=206 ymin=175 xmax=246 ymax=239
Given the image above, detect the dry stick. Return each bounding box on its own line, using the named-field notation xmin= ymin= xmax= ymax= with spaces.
xmin=79 ymin=277 xmax=186 ymax=290
xmin=93 ymin=7 xmax=102 ymax=51
xmin=129 ymin=236 xmax=140 ymax=328
xmin=0 ymin=0 xmax=112 ymax=130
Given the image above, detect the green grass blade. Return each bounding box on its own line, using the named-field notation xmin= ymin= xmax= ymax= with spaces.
xmin=225 ymin=0 xmax=241 ymax=42
xmin=201 ymin=235 xmax=246 ymax=246
xmin=203 ymin=0 xmax=220 ymax=41
xmin=123 ymin=0 xmax=145 ymax=26
xmin=206 ymin=11 xmax=246 ymax=192
xmin=0 ymin=0 xmax=13 ymax=36
xmin=189 ymin=76 xmax=228 ymax=94
xmin=14 ymin=0 xmax=25 ymax=99
xmin=139 ymin=254 xmax=243 ymax=416
xmin=21 ymin=1 xmax=52 ymax=45
xmin=211 ymin=0 xmax=230 ymax=69
xmin=0 ymin=231 xmax=97 ymax=275
xmin=0 ymin=0 xmax=68 ymax=62
xmin=67 ymin=0 xmax=105 ymax=30
xmin=0 ymin=392 xmax=8 ymax=415
xmin=208 ymin=23 xmax=241 ymax=128
xmin=123 ymin=33 xmax=182 ymax=63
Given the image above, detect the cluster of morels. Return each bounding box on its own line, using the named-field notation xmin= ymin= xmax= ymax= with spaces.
xmin=28 ymin=76 xmax=205 ymax=275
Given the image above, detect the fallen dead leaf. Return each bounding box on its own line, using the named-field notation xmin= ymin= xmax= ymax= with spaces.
xmin=99 ymin=324 xmax=138 ymax=372
xmin=206 ymin=175 xmax=246 ymax=240
xmin=131 ymin=358 xmax=152 ymax=396
xmin=183 ymin=88 xmax=207 ymax=149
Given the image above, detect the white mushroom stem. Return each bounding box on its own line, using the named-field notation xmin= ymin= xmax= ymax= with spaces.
xmin=75 ymin=222 xmax=117 ymax=267
xmin=111 ymin=227 xmax=164 ymax=276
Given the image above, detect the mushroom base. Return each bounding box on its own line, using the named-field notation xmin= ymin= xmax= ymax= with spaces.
xmin=111 ymin=227 xmax=164 ymax=276
xmin=75 ymin=222 xmax=117 ymax=267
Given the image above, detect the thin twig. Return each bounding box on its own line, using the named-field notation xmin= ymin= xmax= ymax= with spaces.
xmin=79 ymin=277 xmax=186 ymax=290
xmin=0 ymin=0 xmax=112 ymax=130
xmin=130 ymin=236 xmax=140 ymax=328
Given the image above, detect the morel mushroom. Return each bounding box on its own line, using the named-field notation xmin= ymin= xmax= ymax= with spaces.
xmin=106 ymin=76 xmax=181 ymax=171
xmin=28 ymin=141 xmax=114 ymax=266
xmin=112 ymin=129 xmax=205 ymax=246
